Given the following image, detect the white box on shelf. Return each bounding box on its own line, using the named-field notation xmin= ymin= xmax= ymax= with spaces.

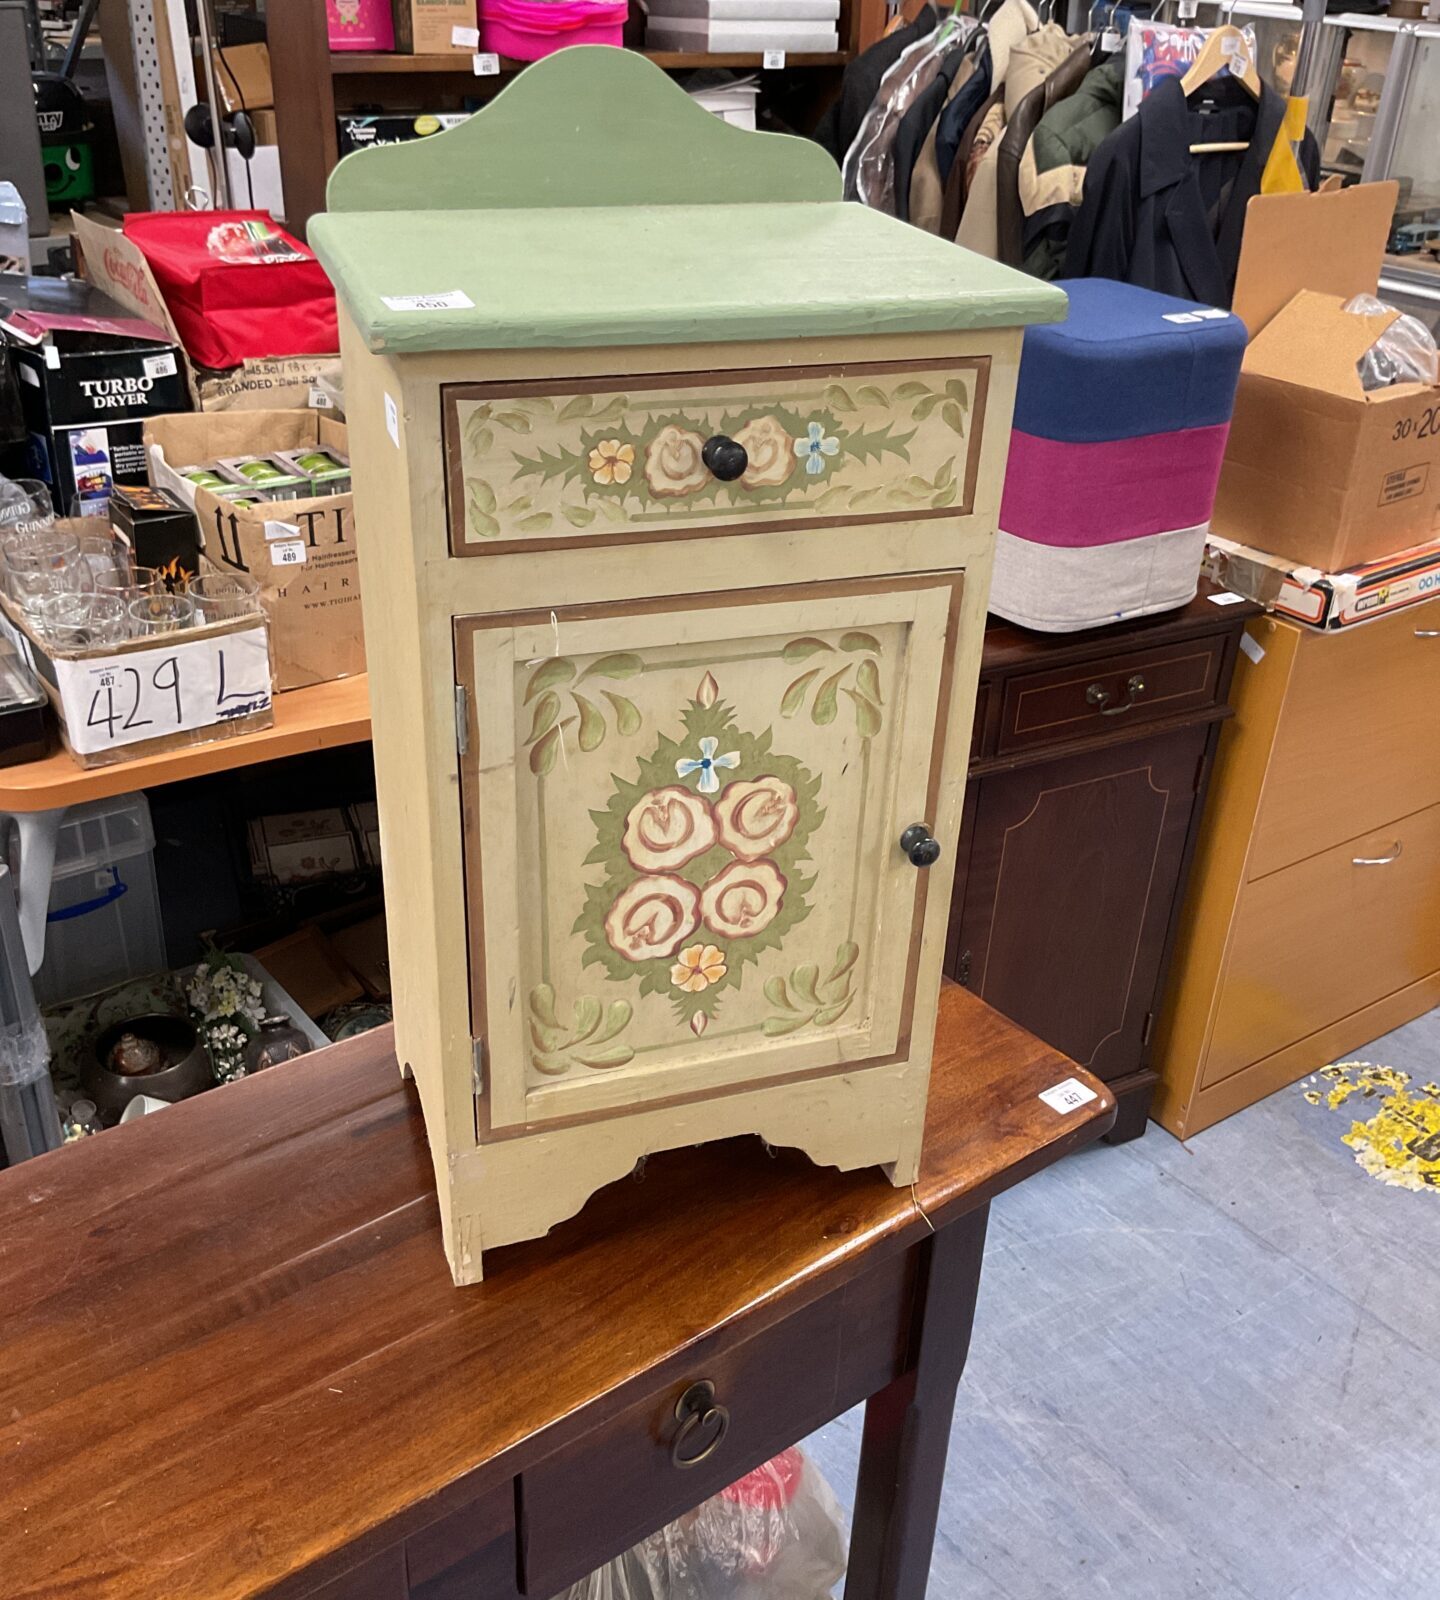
xmin=649 ymin=0 xmax=839 ymax=14
xmin=645 ymin=17 xmax=839 ymax=48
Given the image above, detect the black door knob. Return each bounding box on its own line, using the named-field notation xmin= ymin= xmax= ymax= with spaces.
xmin=899 ymin=823 xmax=941 ymax=867
xmin=702 ymin=435 xmax=748 ymax=481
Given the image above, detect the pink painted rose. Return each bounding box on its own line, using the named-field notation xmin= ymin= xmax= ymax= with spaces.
xmin=700 ymin=859 xmax=787 ymax=941
xmin=644 ymin=425 xmax=708 ymax=498
xmin=604 ymin=874 xmax=701 ymax=963
xmin=622 ymin=786 xmax=718 ymax=872
xmin=734 ymin=416 xmax=796 ymax=489
xmin=713 ymin=777 xmax=799 ymax=863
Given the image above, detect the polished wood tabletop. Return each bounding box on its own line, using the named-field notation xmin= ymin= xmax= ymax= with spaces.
xmin=0 ymin=985 xmax=1112 ymax=1598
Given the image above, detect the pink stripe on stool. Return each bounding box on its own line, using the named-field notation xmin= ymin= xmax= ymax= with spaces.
xmin=999 ymin=424 xmax=1230 ymax=549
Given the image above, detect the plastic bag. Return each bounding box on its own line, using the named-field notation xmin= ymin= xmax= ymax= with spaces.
xmin=551 ymin=1447 xmax=847 ymax=1600
xmin=1344 ymin=293 xmax=1440 ymax=391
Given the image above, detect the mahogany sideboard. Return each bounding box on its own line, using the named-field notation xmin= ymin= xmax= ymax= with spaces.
xmin=946 ymin=584 xmax=1262 ymax=1144
xmin=0 ymin=984 xmax=1112 ymax=1600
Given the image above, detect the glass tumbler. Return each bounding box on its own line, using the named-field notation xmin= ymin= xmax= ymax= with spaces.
xmin=187 ymin=570 xmax=262 ymax=625
xmin=0 ymin=479 xmax=54 ymax=540
xmin=128 ymin=593 xmax=195 ymax=636
xmin=37 ymin=593 xmax=129 ymax=651
xmin=97 ymin=565 xmax=168 ymax=604
xmin=6 ymin=534 xmax=94 ymax=616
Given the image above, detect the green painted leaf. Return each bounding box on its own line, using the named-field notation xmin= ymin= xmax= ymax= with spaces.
xmin=598 ymin=498 xmax=628 ymax=523
xmin=856 ymin=657 xmax=883 ymax=706
xmin=945 ymin=379 xmax=970 ymax=407
xmin=583 ymin=652 xmax=644 ymax=681
xmin=906 ymin=474 xmax=933 ymax=495
xmin=763 ymin=1012 xmax=815 ymax=1037
xmin=791 ymin=963 xmax=820 ymax=1008
xmin=571 ymin=995 xmax=602 ymax=1043
xmin=813 ymin=996 xmax=855 ymax=1027
xmin=780 ymin=668 xmax=821 ymax=718
xmin=525 ymin=657 xmax=575 ymax=700
xmin=942 ymin=400 xmax=965 ymax=435
xmin=525 ymin=690 xmax=561 ymax=745
xmin=469 ymin=478 xmax=497 ymax=514
xmin=493 ymin=409 xmax=533 ymax=432
xmin=935 ymin=458 xmax=954 ymax=489
xmin=827 ymin=941 xmax=860 ymax=985
xmin=531 ymin=1050 xmax=570 ymax=1076
xmin=530 ymin=1016 xmax=566 ymax=1054
xmin=504 ymin=494 xmax=534 ymax=514
xmin=764 ymin=974 xmax=795 ymax=1011
xmin=529 ymin=982 xmax=560 ymax=1030
xmin=894 ymin=381 xmax=930 ymax=399
xmin=529 ymin=723 xmax=563 ymax=776
xmin=573 ymin=692 xmax=605 ymax=752
xmin=783 ymin=636 xmax=833 ymax=662
xmin=840 ymin=631 xmax=881 ymax=654
xmin=912 ymin=394 xmax=942 ymax=420
xmin=571 ymin=1044 xmax=635 ymax=1070
xmin=518 ymin=512 xmax=553 ymax=532
xmin=591 ymin=1000 xmax=633 ymax=1045
xmin=467 ymin=425 xmax=494 ymax=454
xmin=935 ymin=481 xmax=959 ymax=508
xmin=469 ymin=507 xmax=500 ymax=540
xmin=559 ymin=394 xmax=596 ymax=420
xmin=591 ymin=397 xmax=628 ymax=425
xmin=844 ymin=688 xmax=883 ymax=740
xmin=814 ymin=483 xmax=851 ymax=510
xmin=857 ymin=384 xmax=889 ymax=405
xmin=602 ymin=691 xmax=641 ymax=736
xmin=824 ymin=384 xmax=856 ymax=410
xmin=811 ymin=667 xmax=847 ymax=726
xmin=563 ymin=505 xmax=596 ymax=527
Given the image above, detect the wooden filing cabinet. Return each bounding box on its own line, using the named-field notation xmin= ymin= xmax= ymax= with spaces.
xmin=311 ymin=49 xmax=1064 ymax=1281
xmin=946 ymin=588 xmax=1258 ymax=1142
xmin=1153 ymin=594 xmax=1440 ymax=1138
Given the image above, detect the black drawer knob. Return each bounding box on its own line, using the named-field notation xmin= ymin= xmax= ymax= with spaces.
xmin=899 ymin=823 xmax=941 ymax=868
xmin=701 ymin=435 xmax=748 ymax=482
xmin=671 ymin=1379 xmax=730 ymax=1469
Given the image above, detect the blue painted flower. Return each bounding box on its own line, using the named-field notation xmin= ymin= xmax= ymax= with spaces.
xmin=676 ymin=735 xmax=739 ymax=796
xmin=794 ymin=421 xmax=840 ymax=477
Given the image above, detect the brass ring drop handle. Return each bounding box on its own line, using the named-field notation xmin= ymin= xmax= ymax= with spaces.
xmin=701 ymin=435 xmax=748 ymax=482
xmin=1086 ymin=673 xmax=1147 ymax=716
xmin=671 ymin=1381 xmax=730 ymax=1470
xmin=899 ymin=823 xmax=941 ymax=868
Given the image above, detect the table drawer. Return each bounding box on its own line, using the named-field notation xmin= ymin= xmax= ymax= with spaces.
xmin=1202 ymin=803 xmax=1440 ymax=1090
xmin=997 ymin=636 xmax=1225 ymax=756
xmin=517 ymin=1248 xmax=913 ymax=1596
xmin=443 ymin=359 xmax=989 ymax=555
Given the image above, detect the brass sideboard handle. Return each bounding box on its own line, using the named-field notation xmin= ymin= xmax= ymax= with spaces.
xmin=1088 ymin=674 xmax=1147 ymax=716
xmin=1353 ymin=842 xmax=1403 ymax=866
xmin=671 ymin=1381 xmax=729 ymax=1470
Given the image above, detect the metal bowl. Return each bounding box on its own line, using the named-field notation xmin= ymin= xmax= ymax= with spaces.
xmin=85 ymin=1013 xmax=212 ymax=1121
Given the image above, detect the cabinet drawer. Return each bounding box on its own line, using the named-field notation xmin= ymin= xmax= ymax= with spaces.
xmin=1250 ymin=598 xmax=1440 ymax=878
xmin=517 ymin=1250 xmax=913 ymax=1596
xmin=997 ymin=637 xmax=1225 ymax=755
xmin=1203 ymin=804 xmax=1440 ymax=1090
xmin=443 ymin=359 xmax=989 ymax=555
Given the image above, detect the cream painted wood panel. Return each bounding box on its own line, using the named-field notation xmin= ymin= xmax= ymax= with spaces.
xmin=458 ymin=574 xmax=962 ymax=1134
xmin=444 ymin=361 xmax=988 ymax=553
xmin=1202 ymin=803 xmax=1440 ymax=1091
xmin=1249 ymin=597 xmax=1440 ymax=879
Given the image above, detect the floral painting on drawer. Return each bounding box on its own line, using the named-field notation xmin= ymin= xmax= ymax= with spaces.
xmin=457 ymin=575 xmax=962 ymax=1133
xmin=444 ymin=363 xmax=989 ymax=552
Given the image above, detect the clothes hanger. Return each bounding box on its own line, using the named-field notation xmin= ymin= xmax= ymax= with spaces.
xmin=1181 ymin=21 xmax=1262 ymax=152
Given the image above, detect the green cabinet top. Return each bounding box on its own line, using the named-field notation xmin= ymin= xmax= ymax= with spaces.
xmin=308 ymin=49 xmax=1066 ymax=356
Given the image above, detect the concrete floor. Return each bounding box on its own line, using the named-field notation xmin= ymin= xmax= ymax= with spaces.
xmin=806 ymin=1007 xmax=1440 ymax=1599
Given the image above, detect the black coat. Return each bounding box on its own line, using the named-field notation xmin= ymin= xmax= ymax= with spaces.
xmin=813 ymin=6 xmax=939 ymax=162
xmin=1063 ymin=74 xmax=1320 ymax=307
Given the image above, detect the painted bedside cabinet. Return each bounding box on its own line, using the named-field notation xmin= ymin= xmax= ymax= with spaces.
xmin=310 ymin=48 xmax=1065 ymax=1284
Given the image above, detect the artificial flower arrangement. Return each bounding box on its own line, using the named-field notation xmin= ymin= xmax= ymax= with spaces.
xmin=185 ymin=944 xmax=266 ymax=1084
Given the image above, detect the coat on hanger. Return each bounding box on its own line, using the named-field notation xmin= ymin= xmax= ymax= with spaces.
xmin=893 ymin=34 xmax=977 ymax=222
xmin=1062 ymin=73 xmax=1319 ymax=306
xmin=908 ymin=51 xmax=982 ymax=232
xmin=814 ymin=4 xmax=937 ymax=160
xmin=995 ymin=37 xmax=1095 ymax=266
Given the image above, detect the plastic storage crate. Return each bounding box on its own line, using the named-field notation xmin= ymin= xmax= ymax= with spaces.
xmin=33 ymin=792 xmax=166 ymax=1007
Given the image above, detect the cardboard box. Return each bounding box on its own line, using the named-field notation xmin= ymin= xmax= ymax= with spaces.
xmin=336 ymin=112 xmax=469 ymax=157
xmin=146 ymin=410 xmax=365 ymax=692
xmin=211 ymin=43 xmax=273 ymax=116
xmin=0 ymin=276 xmax=189 ymax=512
xmin=391 ymin=0 xmax=476 ymax=53
xmin=1213 ymin=290 xmax=1440 ymax=572
xmin=247 ymin=810 xmax=360 ymax=885
xmin=107 ymin=483 xmax=203 ymax=582
xmin=71 ymin=210 xmax=340 ymax=414
xmin=1207 ymin=533 xmax=1440 ymax=630
xmin=251 ymin=108 xmax=279 ymax=145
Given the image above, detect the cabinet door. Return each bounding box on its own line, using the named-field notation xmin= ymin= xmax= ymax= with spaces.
xmin=954 ymin=727 xmax=1205 ymax=1082
xmin=457 ymin=573 xmax=965 ymax=1135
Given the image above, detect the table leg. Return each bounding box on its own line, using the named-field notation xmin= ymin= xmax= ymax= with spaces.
xmin=845 ymin=1202 xmax=991 ymax=1600
xmin=1 ymin=807 xmax=64 ymax=976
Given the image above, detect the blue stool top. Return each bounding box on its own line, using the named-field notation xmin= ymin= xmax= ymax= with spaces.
xmin=1013 ymin=278 xmax=1248 ymax=445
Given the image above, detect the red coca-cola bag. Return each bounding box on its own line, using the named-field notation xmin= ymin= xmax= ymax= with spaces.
xmin=121 ymin=211 xmax=338 ymax=371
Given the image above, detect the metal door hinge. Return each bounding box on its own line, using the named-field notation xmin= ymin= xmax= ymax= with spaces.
xmin=472 ymin=1037 xmax=486 ymax=1096
xmin=1141 ymin=1011 xmax=1154 ymax=1048
xmin=957 ymin=949 xmax=971 ymax=988
xmin=455 ymin=684 xmax=470 ymax=755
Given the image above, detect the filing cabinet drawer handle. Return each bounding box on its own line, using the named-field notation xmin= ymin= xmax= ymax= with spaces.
xmin=1353 ymin=842 xmax=1403 ymax=866
xmin=671 ymin=1381 xmax=730 ymax=1470
xmin=1086 ymin=674 xmax=1148 ymax=716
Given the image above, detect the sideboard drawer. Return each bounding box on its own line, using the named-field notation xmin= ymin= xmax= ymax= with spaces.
xmin=517 ymin=1249 xmax=913 ymax=1596
xmin=996 ymin=635 xmax=1226 ymax=755
xmin=443 ymin=358 xmax=990 ymax=554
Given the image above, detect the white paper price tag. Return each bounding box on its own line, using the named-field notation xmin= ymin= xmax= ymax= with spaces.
xmin=473 ymin=51 xmax=500 ymax=75
xmin=308 ymin=384 xmax=333 ymax=409
xmin=380 ymin=290 xmax=475 ymax=311
xmin=1039 ymin=1077 xmax=1099 ymax=1114
xmin=270 ymin=540 xmax=308 ymax=567
xmin=763 ymin=49 xmax=786 ymax=68
xmin=1208 ymin=590 xmax=1246 ymax=606
xmin=53 ymin=627 xmax=272 ymax=757
xmin=143 ymin=352 xmax=178 ymax=379
xmin=452 ymin=23 xmax=480 ymax=46
xmin=1239 ymin=632 xmax=1265 ymax=665
xmin=1178 ymin=0 xmax=1198 ymax=17
xmin=384 ymin=392 xmax=399 ymax=447
xmin=1101 ymin=26 xmax=1121 ymax=49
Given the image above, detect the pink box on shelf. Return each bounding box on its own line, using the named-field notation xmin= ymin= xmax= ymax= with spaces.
xmin=326 ymin=0 xmax=396 ymax=50
xmin=480 ymin=0 xmax=626 ymax=60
